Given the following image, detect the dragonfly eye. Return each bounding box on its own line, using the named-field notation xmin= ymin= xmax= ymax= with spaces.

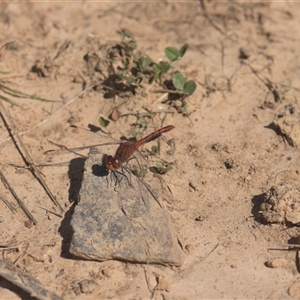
xmin=113 ymin=158 xmax=121 ymax=169
xmin=106 ymin=155 xmax=115 ymax=170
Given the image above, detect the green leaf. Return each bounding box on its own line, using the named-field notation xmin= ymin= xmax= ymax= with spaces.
xmin=123 ymin=59 xmax=130 ymax=69
xmin=117 ymin=69 xmax=125 ymax=79
xmin=182 ymin=101 xmax=188 ymax=114
xmin=140 ymin=57 xmax=152 ymax=70
xmin=129 ymin=128 xmax=139 ymax=139
xmin=152 ymin=63 xmax=161 ymax=72
xmin=151 ymin=145 xmax=158 ymax=155
xmin=119 ymin=29 xmax=133 ymax=39
xmin=172 ymin=73 xmax=186 ymax=91
xmin=158 ymin=61 xmax=171 ymax=73
xmin=179 ymin=44 xmax=188 ymax=57
xmin=126 ymin=75 xmax=136 ymax=84
xmin=155 ymin=162 xmax=173 ymax=174
xmin=98 ymin=116 xmax=110 ymax=127
xmin=135 ymin=75 xmax=143 ymax=85
xmin=119 ymin=30 xmax=126 ymax=39
xmin=137 ymin=167 xmax=148 ymax=178
xmin=165 ymin=47 xmax=180 ymax=62
xmin=184 ymin=80 xmax=197 ymax=95
xmin=152 ymin=64 xmax=162 ymax=80
xmin=152 ymin=61 xmax=170 ymax=78
xmin=127 ymin=41 xmax=137 ymax=51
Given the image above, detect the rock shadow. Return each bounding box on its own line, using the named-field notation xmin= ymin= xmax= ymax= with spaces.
xmin=251 ymin=193 xmax=266 ymax=223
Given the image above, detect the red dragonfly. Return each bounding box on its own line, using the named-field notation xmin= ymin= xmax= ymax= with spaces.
xmin=97 ymin=125 xmax=175 ymax=209
xmin=50 ymin=125 xmax=175 ymax=207
xmin=104 ymin=125 xmax=175 ymax=206
xmin=106 ymin=125 xmax=175 ymax=171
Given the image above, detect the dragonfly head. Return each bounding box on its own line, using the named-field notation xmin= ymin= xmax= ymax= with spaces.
xmin=106 ymin=155 xmax=122 ymax=171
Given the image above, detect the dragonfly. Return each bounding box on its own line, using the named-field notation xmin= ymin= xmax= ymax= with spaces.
xmin=104 ymin=125 xmax=175 ymax=208
xmin=106 ymin=125 xmax=174 ymax=171
xmin=48 ymin=125 xmax=175 ymax=208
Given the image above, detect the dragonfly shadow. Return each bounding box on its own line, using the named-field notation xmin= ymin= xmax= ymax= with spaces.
xmin=68 ymin=154 xmax=109 ymax=203
xmin=92 ymin=164 xmax=109 ymax=177
xmin=92 ymin=154 xmax=109 ymax=177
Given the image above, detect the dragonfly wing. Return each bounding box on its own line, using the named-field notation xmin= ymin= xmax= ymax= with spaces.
xmin=125 ymin=148 xmax=173 ymax=206
xmin=54 ymin=126 xmax=136 ymax=155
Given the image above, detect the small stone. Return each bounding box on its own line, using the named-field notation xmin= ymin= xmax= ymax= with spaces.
xmin=109 ymin=109 xmax=121 ymax=121
xmin=155 ymin=277 xmax=171 ymax=292
xmin=78 ymin=279 xmax=97 ymax=294
xmin=174 ymin=100 xmax=182 ymax=108
xmin=184 ymin=244 xmax=194 ymax=252
xmin=274 ymin=116 xmax=300 ymax=149
xmin=265 ymin=258 xmax=287 ymax=268
xmin=288 ymin=280 xmax=300 ymax=297
xmin=24 ymin=220 xmax=34 ymax=229
xmin=102 ymin=268 xmax=113 ymax=277
xmin=239 ymin=46 xmax=252 ymax=59
xmin=259 ymin=183 xmax=300 ymax=225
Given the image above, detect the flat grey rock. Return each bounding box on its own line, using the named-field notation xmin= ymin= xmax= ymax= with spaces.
xmin=70 ymin=148 xmax=182 ymax=266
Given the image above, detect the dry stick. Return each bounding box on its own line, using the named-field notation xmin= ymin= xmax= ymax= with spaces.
xmin=0 ymin=41 xmax=15 ymax=53
xmin=7 ymin=161 xmax=70 ymax=168
xmin=36 ymin=205 xmax=65 ymax=218
xmin=0 ymin=245 xmax=22 ymax=250
xmin=47 ymin=140 xmax=89 ymax=158
xmin=198 ymin=0 xmax=226 ymax=36
xmin=0 ymin=84 xmax=95 ymax=146
xmin=0 ymin=191 xmax=16 ymax=213
xmin=12 ymin=243 xmax=29 ymax=265
xmin=245 ymin=62 xmax=280 ymax=98
xmin=0 ymin=169 xmax=37 ymax=224
xmin=0 ymin=101 xmax=64 ymax=215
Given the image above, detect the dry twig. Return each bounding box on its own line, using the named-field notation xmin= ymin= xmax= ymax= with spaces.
xmin=0 ymin=191 xmax=16 ymax=213
xmin=0 ymin=101 xmax=64 ymax=215
xmin=0 ymin=258 xmax=62 ymax=300
xmin=0 ymin=84 xmax=94 ymax=146
xmin=198 ymin=0 xmax=225 ymax=35
xmin=0 ymin=169 xmax=37 ymax=224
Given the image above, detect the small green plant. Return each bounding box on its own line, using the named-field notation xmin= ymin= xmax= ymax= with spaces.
xmin=135 ymin=166 xmax=148 ymax=178
xmin=172 ymin=72 xmax=197 ymax=96
xmin=141 ymin=145 xmax=174 ymax=175
xmin=114 ymin=29 xmax=197 ymax=113
xmin=154 ymin=162 xmax=173 ymax=175
xmin=126 ymin=109 xmax=154 ymax=138
xmin=98 ymin=116 xmax=110 ymax=127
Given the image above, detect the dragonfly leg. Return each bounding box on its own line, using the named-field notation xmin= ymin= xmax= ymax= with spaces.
xmin=110 ymin=168 xmax=133 ymax=189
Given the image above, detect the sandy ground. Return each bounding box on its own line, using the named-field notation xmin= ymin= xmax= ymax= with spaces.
xmin=1 ymin=1 xmax=300 ymax=299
